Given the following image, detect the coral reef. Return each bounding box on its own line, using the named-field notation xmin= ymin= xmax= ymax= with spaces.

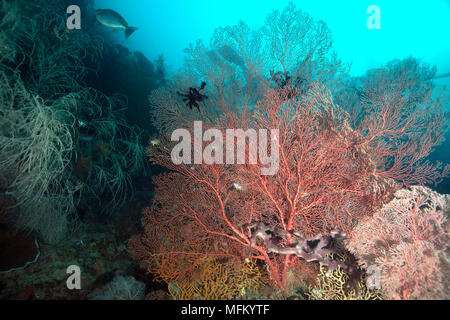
xmin=0 ymin=0 xmax=448 ymax=301
xmin=346 ymin=186 xmax=449 ymax=299
xmin=88 ymin=276 xmax=146 ymax=300
xmin=152 ymin=256 xmax=267 ymax=300
xmin=133 ymin=1 xmax=449 ymax=296
xmin=0 ymin=74 xmax=81 ymax=243
xmin=307 ymin=255 xmax=382 ymax=300
xmin=0 ymin=0 xmax=160 ymax=244
xmin=0 ymin=196 xmax=146 ymax=300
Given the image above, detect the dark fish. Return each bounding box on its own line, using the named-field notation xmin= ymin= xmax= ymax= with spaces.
xmin=432 ymin=72 xmax=450 ymax=80
xmin=207 ymin=45 xmax=246 ymax=70
xmin=217 ymin=45 xmax=246 ymax=69
xmin=95 ymin=9 xmax=138 ymax=39
xmin=79 ymin=134 xmax=93 ymax=142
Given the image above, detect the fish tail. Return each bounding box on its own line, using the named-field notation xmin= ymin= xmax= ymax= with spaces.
xmin=125 ymin=26 xmax=138 ymax=39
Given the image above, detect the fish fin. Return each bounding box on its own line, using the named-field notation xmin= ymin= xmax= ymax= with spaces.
xmin=125 ymin=27 xmax=138 ymax=39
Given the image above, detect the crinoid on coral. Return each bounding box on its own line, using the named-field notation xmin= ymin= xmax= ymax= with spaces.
xmin=131 ymin=1 xmax=448 ymax=299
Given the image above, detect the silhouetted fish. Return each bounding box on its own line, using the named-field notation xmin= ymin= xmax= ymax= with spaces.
xmin=432 ymin=72 xmax=450 ymax=80
xmin=217 ymin=45 xmax=246 ymax=69
xmin=79 ymin=134 xmax=93 ymax=142
xmin=95 ymin=9 xmax=138 ymax=39
xmin=207 ymin=45 xmax=246 ymax=70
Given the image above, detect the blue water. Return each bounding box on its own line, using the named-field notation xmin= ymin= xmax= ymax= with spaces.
xmin=1 ymin=1 xmax=449 ymax=300
xmin=91 ymin=0 xmax=450 ymax=193
xmin=93 ymin=0 xmax=450 ymax=89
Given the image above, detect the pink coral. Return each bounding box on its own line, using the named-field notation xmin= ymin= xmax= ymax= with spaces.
xmin=133 ymin=4 xmax=448 ymax=293
xmin=346 ymin=186 xmax=449 ymax=299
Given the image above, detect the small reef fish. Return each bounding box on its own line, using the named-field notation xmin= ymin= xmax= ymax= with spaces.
xmin=207 ymin=45 xmax=246 ymax=70
xmin=233 ymin=182 xmax=243 ymax=191
xmin=79 ymin=135 xmax=93 ymax=142
xmin=150 ymin=139 xmax=160 ymax=147
xmin=95 ymin=9 xmax=138 ymax=39
xmin=299 ymin=189 xmax=309 ymax=198
xmin=78 ymin=120 xmax=87 ymax=127
xmin=176 ymin=82 xmax=208 ymax=113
